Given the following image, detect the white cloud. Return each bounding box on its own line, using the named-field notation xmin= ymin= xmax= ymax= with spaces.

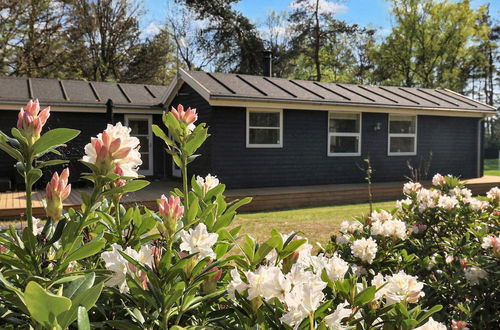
xmin=289 ymin=0 xmax=348 ymax=16
xmin=142 ymin=22 xmax=162 ymax=37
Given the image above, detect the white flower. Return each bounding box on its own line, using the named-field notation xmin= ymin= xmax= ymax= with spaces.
xmin=437 ymin=195 xmax=458 ymax=210
xmin=351 ymin=237 xmax=378 ymax=264
xmin=383 ymin=271 xmax=425 ymax=305
xmin=179 ymin=223 xmax=218 ymax=259
xmin=340 ymin=220 xmax=363 ymax=234
xmin=336 ymin=234 xmax=351 ymax=245
xmin=369 ymin=210 xmax=393 ymax=223
xmin=281 ymin=279 xmax=326 ymax=328
xmin=416 ymin=189 xmax=440 ymax=211
xmin=323 ymin=254 xmax=349 ymax=282
xmin=32 ymin=217 xmax=43 ymax=236
xmin=324 ymin=301 xmax=352 ymax=330
xmin=450 ymin=187 xmax=472 ymax=199
xmin=228 ymin=268 xmax=248 ymax=299
xmin=195 ymin=174 xmax=220 ymax=195
xmin=403 ymin=182 xmax=422 ymax=195
xmin=101 ymin=244 xmax=129 ymax=293
xmin=396 ymin=198 xmax=412 ymax=211
xmin=481 ymin=235 xmax=500 ymax=254
xmin=414 ymin=317 xmax=447 ymax=330
xmin=83 ymin=122 xmax=142 ymax=177
xmin=432 ymin=173 xmax=445 ymax=186
xmin=464 ymin=266 xmax=487 ymax=285
xmin=466 ymin=197 xmax=489 ymax=211
xmin=370 ymin=219 xmax=407 ymax=240
xmin=487 ymin=186 xmax=500 ymax=201
xmin=124 ymin=245 xmax=154 ymax=268
xmin=371 ymin=273 xmax=387 ymax=300
xmin=245 ymin=265 xmax=291 ymax=301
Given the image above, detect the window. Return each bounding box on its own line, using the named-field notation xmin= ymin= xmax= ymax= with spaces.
xmin=328 ymin=112 xmax=361 ymax=156
xmin=246 ymin=109 xmax=283 ymax=148
xmin=388 ymin=115 xmax=417 ymax=155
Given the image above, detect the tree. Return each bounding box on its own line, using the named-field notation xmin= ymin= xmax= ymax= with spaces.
xmin=122 ymin=27 xmax=177 ymax=85
xmin=289 ymin=0 xmax=361 ymax=82
xmin=176 ymin=0 xmax=264 ymax=74
xmin=1 ymin=0 xmax=68 ymax=77
xmin=372 ymin=0 xmax=483 ymax=91
xmin=65 ymin=0 xmax=142 ymax=81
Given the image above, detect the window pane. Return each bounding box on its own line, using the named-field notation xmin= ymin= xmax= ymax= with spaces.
xmin=249 ymin=128 xmax=280 ymax=145
xmin=330 ymin=136 xmax=359 ymax=153
xmin=390 ymin=137 xmax=415 ymax=153
xmin=390 ymin=116 xmax=416 ymax=133
xmin=129 ymin=120 xmax=149 ymax=135
xmin=249 ymin=112 xmax=280 ymax=127
xmin=329 ymin=113 xmax=359 ymax=133
xmin=140 ymin=153 xmax=149 ymax=169
xmin=137 ymin=136 xmax=149 ymax=149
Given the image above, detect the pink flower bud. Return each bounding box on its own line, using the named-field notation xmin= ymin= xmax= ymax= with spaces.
xmin=45 ymin=168 xmax=71 ymax=220
xmin=158 ymin=195 xmax=184 ymax=236
xmin=16 ymin=99 xmax=50 ymax=145
xmin=170 ymin=104 xmax=198 ymax=126
xmin=451 ymin=320 xmax=469 ymax=330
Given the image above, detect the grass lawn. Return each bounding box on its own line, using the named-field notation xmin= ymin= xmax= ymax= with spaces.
xmin=484 ymin=158 xmax=500 ymax=176
xmin=232 ymin=200 xmax=395 ymax=247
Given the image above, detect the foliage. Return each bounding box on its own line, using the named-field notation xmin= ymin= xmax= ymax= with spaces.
xmin=328 ymin=175 xmax=500 ymax=328
xmin=0 ymin=100 xmax=453 ymax=329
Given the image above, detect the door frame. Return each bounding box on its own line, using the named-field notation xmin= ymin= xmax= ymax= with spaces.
xmin=124 ymin=114 xmax=154 ymax=176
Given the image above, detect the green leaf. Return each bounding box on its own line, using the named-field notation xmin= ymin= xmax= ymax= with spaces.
xmin=65 ymin=238 xmax=105 ymax=263
xmin=152 ymin=124 xmax=175 ymax=147
xmin=254 ymin=235 xmax=283 ymax=265
xmin=63 ymin=272 xmax=95 ymax=299
xmin=0 ymin=139 xmax=23 ymax=161
xmin=37 ymin=159 xmax=69 ymax=169
xmin=33 ymin=128 xmax=80 ymax=155
xmin=103 ymin=179 xmax=150 ymax=196
xmin=26 ymin=168 xmax=42 ymax=186
xmin=416 ymin=305 xmax=443 ymax=324
xmin=24 ymin=281 xmax=71 ymax=327
xmin=354 ymin=286 xmax=376 ymax=306
xmin=77 ymin=306 xmax=90 ymax=330
xmin=58 ymin=281 xmax=104 ymax=328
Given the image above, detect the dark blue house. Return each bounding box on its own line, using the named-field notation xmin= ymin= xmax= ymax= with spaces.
xmin=0 ymin=70 xmax=495 ymax=191
xmin=164 ymin=69 xmax=496 ymax=188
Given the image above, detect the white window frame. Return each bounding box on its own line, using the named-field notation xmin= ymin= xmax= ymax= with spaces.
xmin=124 ymin=114 xmax=154 ymax=176
xmin=246 ymin=108 xmax=283 ymax=148
xmin=387 ymin=114 xmax=417 ymax=156
xmin=328 ymin=112 xmax=362 ymax=157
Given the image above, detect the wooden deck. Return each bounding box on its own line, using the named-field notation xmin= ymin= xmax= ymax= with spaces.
xmin=1 ymin=176 xmax=500 ymax=219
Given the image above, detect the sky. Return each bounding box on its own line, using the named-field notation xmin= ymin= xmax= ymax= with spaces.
xmin=141 ymin=0 xmax=500 ymax=38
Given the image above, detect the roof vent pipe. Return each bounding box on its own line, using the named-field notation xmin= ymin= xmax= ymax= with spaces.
xmin=262 ymin=50 xmax=273 ymax=77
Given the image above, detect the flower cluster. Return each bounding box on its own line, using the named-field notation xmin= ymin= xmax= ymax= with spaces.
xmin=351 ymin=237 xmax=378 ymax=264
xmin=102 ymin=243 xmax=153 ymax=293
xmin=158 ymin=195 xmax=184 ymax=236
xmin=195 ymin=174 xmax=220 ymax=195
xmin=44 ymin=168 xmax=71 ymax=220
xmin=83 ymin=122 xmax=142 ymax=177
xmin=372 ymin=271 xmax=425 ymax=305
xmin=179 ymin=223 xmax=218 ymax=259
xmin=16 ymin=99 xmax=50 ymax=145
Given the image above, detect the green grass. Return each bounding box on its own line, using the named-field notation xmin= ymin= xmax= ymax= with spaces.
xmin=232 ymin=200 xmax=395 ymax=247
xmin=484 ymin=158 xmax=500 ymax=176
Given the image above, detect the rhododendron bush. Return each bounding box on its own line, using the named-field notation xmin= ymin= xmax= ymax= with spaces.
xmin=330 ymin=175 xmax=500 ymax=328
xmin=0 ymin=101 xmax=496 ymax=329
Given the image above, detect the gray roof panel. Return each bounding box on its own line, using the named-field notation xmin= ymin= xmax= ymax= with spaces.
xmin=185 ymin=71 xmax=495 ymax=112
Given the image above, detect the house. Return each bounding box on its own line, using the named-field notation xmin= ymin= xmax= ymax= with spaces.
xmin=0 ymin=67 xmax=495 ymax=191
xmin=164 ymin=68 xmax=496 ymax=188
xmin=0 ymin=76 xmax=169 ymax=190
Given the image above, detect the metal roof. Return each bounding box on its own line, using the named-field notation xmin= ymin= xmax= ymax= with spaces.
xmin=0 ymin=76 xmax=168 ymax=108
xmin=182 ymin=70 xmax=496 ymax=113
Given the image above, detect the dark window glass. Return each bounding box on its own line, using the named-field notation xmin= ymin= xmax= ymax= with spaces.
xmin=137 ymin=136 xmax=149 ymax=149
xmin=329 ymin=114 xmax=359 ymax=133
xmin=389 ymin=116 xmax=416 ymax=133
xmin=140 ymin=153 xmax=149 ymax=168
xmin=129 ymin=120 xmax=149 ymax=135
xmin=249 ymin=112 xmax=280 ymax=127
xmin=330 ymin=136 xmax=359 ymax=153
xmin=390 ymin=137 xmax=415 ymax=153
xmin=249 ymin=128 xmax=280 ymax=145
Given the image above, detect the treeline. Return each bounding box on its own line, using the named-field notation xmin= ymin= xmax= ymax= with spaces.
xmin=0 ymin=0 xmax=498 ymax=108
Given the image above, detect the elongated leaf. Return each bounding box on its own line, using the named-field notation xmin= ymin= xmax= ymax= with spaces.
xmin=26 ymin=168 xmax=42 ymax=186
xmin=33 ymin=128 xmax=80 ymax=155
xmin=103 ymin=179 xmax=150 ymax=196
xmin=354 ymin=286 xmax=376 ymax=306
xmin=253 ymin=235 xmax=283 ymax=265
xmin=152 ymin=124 xmax=175 ymax=147
xmin=65 ymin=238 xmax=105 ymax=263
xmin=37 ymin=159 xmax=68 ymax=169
xmin=63 ymin=273 xmax=95 ymax=299
xmin=58 ymin=281 xmax=104 ymax=328
xmin=24 ymin=281 xmax=72 ymax=327
xmin=77 ymin=306 xmax=90 ymax=330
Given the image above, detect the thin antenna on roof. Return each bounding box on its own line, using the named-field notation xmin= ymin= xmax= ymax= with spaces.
xmin=117 ymin=84 xmax=132 ymax=103
xmin=27 ymin=78 xmax=33 ymax=99
xmin=59 ymin=80 xmax=69 ymax=101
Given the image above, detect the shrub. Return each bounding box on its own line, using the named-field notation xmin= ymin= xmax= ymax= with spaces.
xmin=0 ymin=100 xmax=463 ymax=329
xmin=329 ymin=174 xmax=500 ymax=328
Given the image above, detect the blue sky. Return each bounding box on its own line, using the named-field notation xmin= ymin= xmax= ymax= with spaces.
xmin=142 ymin=0 xmax=499 ymax=37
